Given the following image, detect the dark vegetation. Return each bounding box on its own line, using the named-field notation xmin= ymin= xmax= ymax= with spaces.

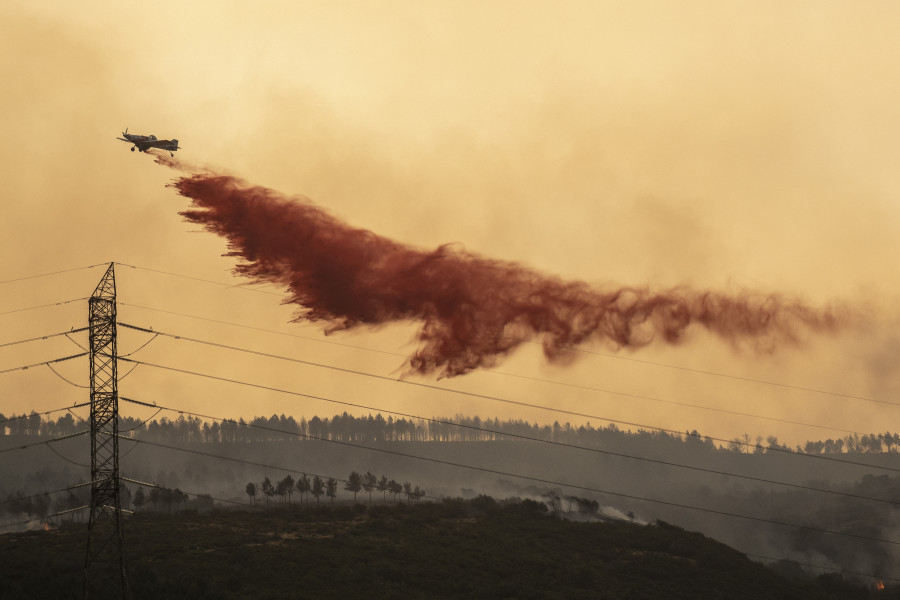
xmin=0 ymin=497 xmax=889 ymax=599
xmin=5 ymin=411 xmax=900 ymax=585
xmin=5 ymin=410 xmax=900 ymax=453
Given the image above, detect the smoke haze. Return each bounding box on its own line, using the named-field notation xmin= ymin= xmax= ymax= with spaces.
xmin=162 ymin=162 xmax=846 ymax=377
xmin=4 ymin=0 xmax=899 ymax=441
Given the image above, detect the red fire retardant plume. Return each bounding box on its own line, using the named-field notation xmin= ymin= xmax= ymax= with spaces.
xmin=171 ymin=172 xmax=844 ymax=378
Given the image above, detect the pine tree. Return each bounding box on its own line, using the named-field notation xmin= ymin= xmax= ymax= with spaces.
xmin=344 ymin=471 xmax=362 ymax=502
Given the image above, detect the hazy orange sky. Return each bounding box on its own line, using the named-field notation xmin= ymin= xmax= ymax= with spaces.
xmin=2 ymin=1 xmax=899 ymax=446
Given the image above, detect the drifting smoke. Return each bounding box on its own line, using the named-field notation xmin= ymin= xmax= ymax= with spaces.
xmin=155 ymin=153 xmax=846 ymax=377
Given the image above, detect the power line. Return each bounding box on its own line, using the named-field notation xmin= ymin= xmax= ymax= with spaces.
xmin=119 ymin=414 xmax=421 ymax=502
xmin=745 ymin=552 xmax=898 ymax=584
xmin=0 ymin=473 xmax=891 ymax=584
xmin=0 ymin=506 xmax=90 ymax=531
xmin=118 ymin=362 xmax=141 ymax=382
xmin=479 ymin=368 xmax=869 ymax=436
xmin=0 ymin=402 xmax=90 ymax=426
xmin=118 ymin=476 xmax=252 ymax=508
xmin=114 ymin=262 xmax=283 ymax=296
xmin=67 ymin=407 xmax=88 ymax=425
xmin=120 ymin=408 xmax=163 ymax=434
xmin=0 ymin=263 xmax=107 ymax=286
xmin=117 ymin=397 xmax=900 ymax=508
xmin=0 ymin=298 xmax=89 ymax=318
xmin=566 ymin=345 xmax=894 ymax=408
xmin=0 ymin=327 xmax=89 ymax=350
xmin=115 ymin=433 xmax=900 ymax=548
xmin=0 ymin=430 xmax=89 ymax=455
xmin=116 ymin=282 xmax=885 ymax=408
xmin=119 ymin=333 xmax=159 ymax=358
xmin=64 ymin=332 xmax=88 ymax=352
xmin=45 ymin=362 xmax=89 ymax=388
xmin=117 ymin=303 xmax=399 ymax=357
xmin=116 ymin=352 xmax=898 ymax=473
xmin=0 ymin=481 xmax=92 ymax=506
xmin=117 ymin=439 xmax=345 ymax=502
xmin=116 ymin=321 xmax=877 ymax=437
xmin=43 ymin=440 xmax=90 ymax=468
xmin=0 ymin=352 xmax=88 ymax=376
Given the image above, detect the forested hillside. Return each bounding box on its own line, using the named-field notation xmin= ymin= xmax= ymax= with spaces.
xmin=4 ymin=410 xmax=900 ymax=584
xmin=0 ymin=498 xmax=890 ymax=599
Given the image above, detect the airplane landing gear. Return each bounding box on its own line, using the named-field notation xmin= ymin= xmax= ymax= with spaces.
xmin=130 ymin=147 xmax=135 ymax=152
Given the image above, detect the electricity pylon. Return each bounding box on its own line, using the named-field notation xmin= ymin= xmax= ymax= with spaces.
xmin=83 ymin=263 xmax=128 ymax=599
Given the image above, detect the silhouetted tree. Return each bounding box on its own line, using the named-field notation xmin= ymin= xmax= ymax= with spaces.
xmin=311 ymin=476 xmax=324 ymax=507
xmin=172 ymin=488 xmax=187 ymax=511
xmin=297 ymin=474 xmax=311 ymax=506
xmin=160 ymin=487 xmax=174 ymax=514
xmin=576 ymin=497 xmax=599 ymax=515
xmin=245 ymin=482 xmax=256 ymax=506
xmin=261 ymin=476 xmax=275 ymax=506
xmin=281 ymin=475 xmax=295 ymax=505
xmin=134 ymin=487 xmax=147 ymax=512
xmin=543 ymin=491 xmax=561 ymax=513
xmin=376 ymin=475 xmax=389 ymax=501
xmin=362 ymin=471 xmax=377 ymax=502
xmin=345 ymin=471 xmax=362 ymax=502
xmin=326 ymin=478 xmax=337 ymax=505
xmin=403 ymin=482 xmax=412 ymax=503
xmin=387 ymin=480 xmax=402 ymax=502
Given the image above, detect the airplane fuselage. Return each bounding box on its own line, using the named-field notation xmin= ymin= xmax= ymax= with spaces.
xmin=117 ymin=129 xmax=179 ymax=155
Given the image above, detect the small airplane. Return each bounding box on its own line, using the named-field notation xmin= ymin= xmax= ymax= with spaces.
xmin=117 ymin=128 xmax=180 ymax=156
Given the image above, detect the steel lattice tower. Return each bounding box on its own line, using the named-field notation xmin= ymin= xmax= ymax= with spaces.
xmin=83 ymin=263 xmax=128 ymax=599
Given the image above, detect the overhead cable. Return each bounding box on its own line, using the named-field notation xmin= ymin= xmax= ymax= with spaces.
xmin=118 ymin=475 xmax=251 ymax=508
xmin=0 ymin=263 xmax=106 ymax=286
xmin=745 ymin=552 xmax=899 ymax=584
xmin=0 ymin=298 xmax=89 ymax=317
xmin=0 ymin=402 xmax=90 ymax=426
xmin=0 ymin=352 xmax=88 ymax=376
xmin=0 ymin=430 xmax=89 ymax=455
xmin=45 ymin=362 xmax=89 ymax=388
xmin=43 ymin=441 xmax=90 ymax=468
xmin=116 ymin=354 xmax=900 ymax=474
xmin=0 ymin=481 xmax=92 ymax=506
xmin=116 ymin=322 xmax=878 ymax=436
xmin=117 ymin=397 xmax=900 ymax=508
xmin=0 ymin=506 xmax=89 ymax=531
xmin=116 ymin=434 xmax=900 ymax=548
xmin=0 ymin=327 xmax=88 ymax=350
xmin=117 ymin=305 xmax=396 ymax=356
xmin=563 ymin=344 xmax=895 ymax=407
xmin=114 ymin=262 xmax=282 ymax=296
xmin=116 ymin=295 xmax=887 ymax=408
